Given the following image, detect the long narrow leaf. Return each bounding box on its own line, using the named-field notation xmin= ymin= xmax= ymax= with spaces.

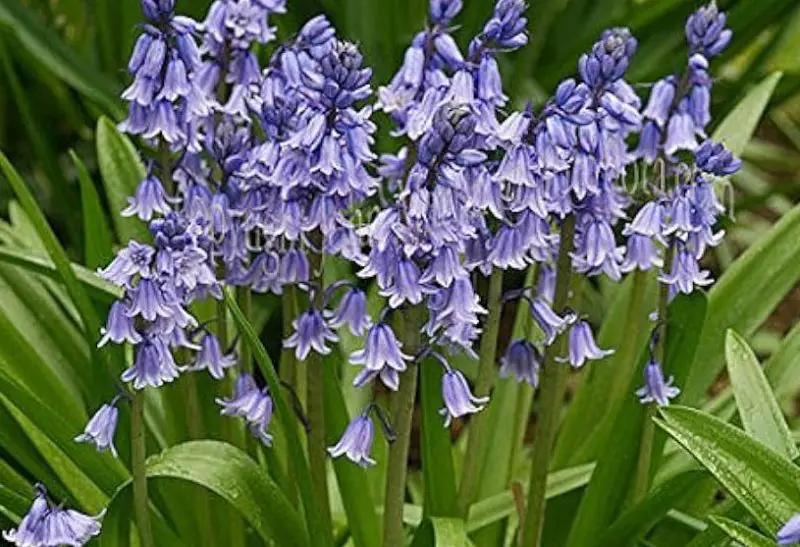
xmin=72 ymin=151 xmax=114 ymax=269
xmin=0 ymin=151 xmax=107 ymax=393
xmin=656 ymin=406 xmax=800 ymax=533
xmin=95 ymin=117 xmax=149 ymax=243
xmin=225 ymin=293 xmax=328 ymax=546
xmin=710 ymin=516 xmax=775 ymax=547
xmin=725 ymin=329 xmax=798 ymax=459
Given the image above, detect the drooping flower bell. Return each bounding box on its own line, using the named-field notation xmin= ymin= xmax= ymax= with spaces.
xmin=327 ymin=414 xmax=376 ymax=468
xmin=499 ymin=339 xmax=541 ymax=386
xmin=440 ymin=367 xmax=489 ymax=427
xmin=2 ymin=484 xmax=104 ymax=547
xmin=217 ymin=374 xmax=275 ymax=445
xmin=75 ymin=399 xmax=120 ymax=457
xmin=636 ymin=358 xmax=680 ymax=406
xmin=351 ymin=322 xmax=411 ymax=391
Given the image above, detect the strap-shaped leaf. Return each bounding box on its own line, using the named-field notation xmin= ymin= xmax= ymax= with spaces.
xmin=96 ymin=117 xmax=149 ymax=243
xmin=72 ymin=152 xmax=114 ymax=269
xmin=656 ymin=406 xmax=800 ymax=533
xmin=726 ymin=329 xmax=799 ymax=459
xmin=710 ymin=515 xmax=775 ymax=547
xmin=410 ymin=517 xmax=473 ymax=547
xmin=225 ymin=293 xmax=329 ymax=546
xmin=102 ymin=441 xmax=307 ymax=547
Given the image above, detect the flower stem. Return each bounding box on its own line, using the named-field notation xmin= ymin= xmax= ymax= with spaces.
xmin=307 ymin=244 xmax=332 ymax=536
xmin=238 ymin=287 xmax=253 ymax=374
xmin=383 ymin=306 xmax=422 ymax=547
xmin=520 ymin=216 xmax=578 ymax=547
xmin=631 ymin=244 xmax=675 ymax=502
xmin=131 ymin=392 xmax=154 ymax=547
xmin=457 ymin=269 xmax=504 ymax=516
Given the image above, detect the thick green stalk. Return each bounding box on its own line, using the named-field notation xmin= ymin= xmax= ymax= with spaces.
xmin=457 ymin=269 xmax=504 ymax=516
xmin=131 ymin=393 xmax=154 ymax=547
xmin=520 ymin=216 xmax=577 ymax=547
xmin=383 ymin=307 xmax=422 ymax=547
xmin=306 ymin=245 xmax=332 ymax=535
xmin=631 ymin=245 xmax=675 ymax=502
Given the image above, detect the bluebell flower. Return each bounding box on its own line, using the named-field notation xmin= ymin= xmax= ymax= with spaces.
xmin=122 ymin=335 xmax=181 ymax=389
xmin=284 ymin=308 xmax=339 ymax=360
xmin=475 ymin=0 xmax=528 ymax=50
xmin=658 ymin=245 xmax=712 ymax=295
xmin=325 ymin=288 xmax=372 ymax=336
xmin=98 ymin=301 xmax=143 ymax=347
xmin=561 ymin=320 xmax=613 ymax=368
xmin=429 ymin=0 xmax=462 ymax=25
xmin=2 ymin=484 xmax=103 ymax=547
xmin=778 ymin=514 xmax=800 ymax=545
xmin=440 ymin=368 xmax=489 ymax=427
xmin=529 ymin=297 xmax=568 ymax=345
xmin=621 ymin=233 xmax=664 ymax=272
xmin=695 ymin=140 xmax=741 ymax=176
xmin=685 ymin=2 xmax=732 ymax=58
xmin=578 ymin=28 xmax=637 ymax=90
xmin=75 ymin=400 xmax=120 ymax=457
xmin=636 ymin=358 xmax=680 ymax=406
xmin=122 ymin=174 xmax=172 ymax=221
xmin=351 ymin=322 xmax=410 ymax=391
xmin=99 ymin=241 xmax=154 ymax=286
xmin=217 ymin=374 xmax=274 ymax=445
xmin=327 ymin=414 xmax=376 ymax=468
xmin=499 ymin=339 xmax=541 ymax=386
xmin=126 ymin=278 xmax=176 ymax=322
xmin=641 ymin=77 xmax=676 ymax=128
xmin=193 ymin=333 xmax=237 ymax=379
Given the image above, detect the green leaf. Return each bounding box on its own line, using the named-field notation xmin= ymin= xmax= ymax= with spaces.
xmin=96 ymin=117 xmax=150 ymax=243
xmin=712 ymin=72 xmax=783 ymax=155
xmin=410 ymin=517 xmax=473 ymax=547
xmin=466 ymin=463 xmax=595 ymax=532
xmin=0 ymin=366 xmax=128 ymax=496
xmin=682 ymin=203 xmax=800 ymax=406
xmin=322 ymin=358 xmax=380 ymax=547
xmin=0 ymin=246 xmax=121 ymax=301
xmin=0 ymin=0 xmax=121 ymax=116
xmin=554 ymin=271 xmax=658 ymax=466
xmin=596 ymin=470 xmax=707 ymax=546
xmin=765 ymin=321 xmax=800 ymax=411
xmin=656 ymin=406 xmax=800 ymax=533
xmin=419 ymin=358 xmax=458 ymax=517
xmin=0 ymin=151 xmax=107 ymax=389
xmin=565 ymin=292 xmax=706 ymax=547
xmin=725 ymin=329 xmax=798 ymax=459
xmin=71 ymin=151 xmax=114 ymax=269
xmin=225 ymin=293 xmax=329 ymax=546
xmin=103 ymin=441 xmax=306 ymax=546
xmin=710 ymin=516 xmax=775 ymax=547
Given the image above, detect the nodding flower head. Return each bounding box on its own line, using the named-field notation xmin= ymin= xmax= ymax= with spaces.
xmin=351 ymin=322 xmax=411 ymax=391
xmin=75 ymin=401 xmax=120 ymax=458
xmin=327 ymin=414 xmax=376 ymax=468
xmin=440 ymin=368 xmax=489 ymax=427
xmin=561 ymin=320 xmax=613 ymax=368
xmin=325 ymin=288 xmax=373 ymax=337
xmin=685 ymin=2 xmax=732 ymax=58
xmin=636 ymin=358 xmax=680 ymax=406
xmin=500 ymin=339 xmax=541 ymax=386
xmin=478 ymin=0 xmax=528 ymax=51
xmin=217 ymin=374 xmax=275 ymax=445
xmin=284 ymin=308 xmax=339 ymax=360
xmin=2 ymin=484 xmax=104 ymax=547
xmin=141 ymin=0 xmax=175 ymax=22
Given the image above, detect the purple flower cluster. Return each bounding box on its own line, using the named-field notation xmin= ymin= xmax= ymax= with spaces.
xmin=68 ymin=0 xmax=738 ymax=486
xmin=2 ymin=485 xmax=103 ymax=547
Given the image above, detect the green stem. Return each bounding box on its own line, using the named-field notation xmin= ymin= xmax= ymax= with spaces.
xmin=457 ymin=269 xmax=504 ymax=516
xmin=383 ymin=307 xmax=422 ymax=547
xmin=131 ymin=393 xmax=154 ymax=547
xmin=238 ymin=288 xmax=253 ymax=374
xmin=306 ymin=243 xmax=332 ymax=536
xmin=520 ymin=216 xmax=578 ymax=547
xmin=631 ymin=244 xmax=675 ymax=502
